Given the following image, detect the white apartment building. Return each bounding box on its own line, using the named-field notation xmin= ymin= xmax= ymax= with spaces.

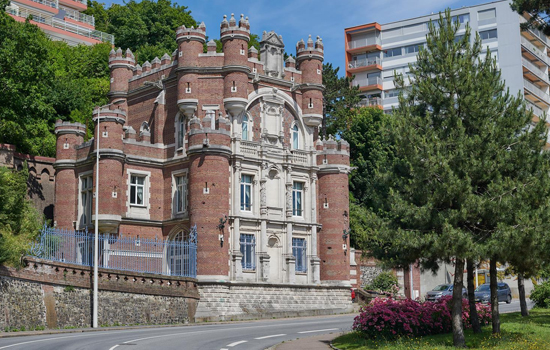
xmin=345 ymin=0 xmax=549 ymax=121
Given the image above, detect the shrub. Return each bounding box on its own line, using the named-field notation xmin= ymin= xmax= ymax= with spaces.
xmin=352 ymin=296 xmax=491 ymax=339
xmin=530 ymin=280 xmax=550 ymax=308
xmin=364 ymin=271 xmax=398 ymax=293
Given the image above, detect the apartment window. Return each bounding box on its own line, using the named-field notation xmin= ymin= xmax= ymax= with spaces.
xmin=478 ymin=8 xmax=496 ymax=21
xmin=292 ymin=238 xmax=307 ymax=273
xmin=385 ymin=89 xmax=400 ymax=98
xmin=177 ymin=115 xmax=185 ymax=148
xmin=242 ymin=114 xmax=250 ymax=140
xmin=384 ymin=47 xmax=402 ymax=58
xmin=80 ymin=175 xmax=93 ymax=226
xmin=240 ymin=174 xmax=253 ymax=211
xmin=240 ymin=234 xmax=256 ymax=271
xmin=130 ymin=175 xmax=146 ymax=206
xmin=405 ymin=44 xmax=421 ymax=55
xmin=292 ymin=124 xmax=299 ymax=149
xmin=292 ymin=182 xmax=303 ymax=216
xmin=480 ymin=29 xmax=497 ymax=41
xmin=174 ymin=175 xmax=187 ymax=214
xmin=455 ymin=13 xmax=470 ymax=24
xmin=455 ymin=34 xmax=466 ymax=43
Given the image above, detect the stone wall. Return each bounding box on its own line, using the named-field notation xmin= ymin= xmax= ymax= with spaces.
xmin=0 ymin=258 xmax=199 ymax=331
xmin=195 ymin=282 xmax=353 ymax=322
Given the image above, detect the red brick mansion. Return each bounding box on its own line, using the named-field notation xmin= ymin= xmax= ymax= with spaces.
xmin=53 ymin=14 xmax=351 ymax=286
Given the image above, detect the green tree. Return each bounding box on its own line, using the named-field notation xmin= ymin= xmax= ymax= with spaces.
xmin=322 ymin=63 xmax=361 ymax=136
xmin=359 ymin=11 xmax=550 ymax=346
xmin=511 ymin=0 xmax=550 ymax=35
xmin=0 ymin=166 xmax=42 ymax=266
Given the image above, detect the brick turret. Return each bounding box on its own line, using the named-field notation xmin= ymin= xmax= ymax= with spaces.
xmin=92 ymin=106 xmax=127 ymax=232
xmin=109 ymin=48 xmax=135 ymax=111
xmin=316 ymin=136 xmax=351 ymax=285
xmin=187 ymin=111 xmax=232 ymax=280
xmin=296 ymin=35 xmax=324 ymax=128
xmin=54 ymin=121 xmax=86 ymax=230
xmin=176 ymin=22 xmax=206 ymax=118
xmin=221 ymin=14 xmax=251 ymax=118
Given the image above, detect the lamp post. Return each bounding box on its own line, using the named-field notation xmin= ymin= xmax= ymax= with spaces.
xmin=93 ymin=99 xmax=124 ymax=328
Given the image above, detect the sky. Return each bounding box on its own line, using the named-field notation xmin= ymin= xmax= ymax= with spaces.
xmin=106 ymin=0 xmax=505 ymax=74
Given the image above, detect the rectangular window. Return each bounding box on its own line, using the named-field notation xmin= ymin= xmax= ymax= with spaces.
xmin=292 ymin=238 xmax=307 ymax=273
xmin=478 ymin=8 xmax=496 ymax=21
xmin=404 ymin=44 xmax=421 ymax=55
xmin=174 ymin=175 xmax=186 ymax=214
xmin=385 ymin=89 xmax=400 ymax=98
xmin=177 ymin=118 xmax=185 ymax=148
xmin=240 ymin=174 xmax=252 ymax=211
xmin=384 ymin=47 xmax=402 ymax=58
xmin=480 ymin=29 xmax=497 ymax=40
xmin=80 ymin=175 xmax=93 ymax=225
xmin=240 ymin=234 xmax=256 ymax=270
xmin=130 ymin=175 xmax=145 ymax=206
xmin=292 ymin=182 xmax=303 ymax=216
xmin=455 ymin=13 xmax=470 ymax=24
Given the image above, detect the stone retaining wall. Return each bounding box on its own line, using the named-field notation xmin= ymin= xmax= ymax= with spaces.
xmin=0 ymin=258 xmax=199 ymax=331
xmin=195 ymin=282 xmax=353 ymax=322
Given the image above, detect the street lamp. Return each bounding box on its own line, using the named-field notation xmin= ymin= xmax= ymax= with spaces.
xmin=93 ymin=99 xmax=124 ymax=328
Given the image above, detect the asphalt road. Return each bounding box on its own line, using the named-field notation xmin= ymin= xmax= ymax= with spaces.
xmin=0 ymin=314 xmax=355 ymax=350
xmin=0 ymin=300 xmax=534 ymax=350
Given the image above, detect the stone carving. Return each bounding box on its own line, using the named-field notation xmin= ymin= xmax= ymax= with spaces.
xmin=260 ymin=31 xmax=285 ymax=79
xmin=260 ymin=179 xmax=267 ymax=207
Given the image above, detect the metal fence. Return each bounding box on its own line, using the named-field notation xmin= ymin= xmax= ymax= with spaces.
xmin=29 ymin=225 xmax=197 ymax=278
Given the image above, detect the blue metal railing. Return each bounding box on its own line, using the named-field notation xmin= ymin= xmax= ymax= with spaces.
xmin=29 ymin=225 xmax=197 ymax=278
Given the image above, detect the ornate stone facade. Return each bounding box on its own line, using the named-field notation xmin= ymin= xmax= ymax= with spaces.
xmin=53 ymin=13 xmax=351 ymax=286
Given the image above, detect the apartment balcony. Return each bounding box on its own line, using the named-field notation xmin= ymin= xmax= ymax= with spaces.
xmin=7 ymin=7 xmax=113 ymax=44
xmin=58 ymin=0 xmax=86 ymax=11
xmin=521 ymin=36 xmax=550 ymax=66
xmin=520 ymin=16 xmax=550 ymax=48
xmin=524 ymin=78 xmax=550 ymax=106
xmin=522 ymin=58 xmax=550 ymax=85
xmin=59 ymin=5 xmax=95 ymax=27
xmin=347 ymin=57 xmax=382 ymax=74
xmin=21 ymin=0 xmax=58 ymax=11
xmin=526 ymin=101 xmax=546 ymax=120
xmin=346 ymin=36 xmax=382 ymax=55
xmin=357 ymin=97 xmax=382 ymax=108
xmin=352 ymin=76 xmax=382 ymax=92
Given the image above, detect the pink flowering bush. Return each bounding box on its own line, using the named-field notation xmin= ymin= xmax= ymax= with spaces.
xmin=353 ymin=296 xmax=491 ymax=339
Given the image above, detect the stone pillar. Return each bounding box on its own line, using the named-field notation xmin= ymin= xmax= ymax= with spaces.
xmin=259 ymin=162 xmax=269 ymax=282
xmin=232 ymin=164 xmax=243 ymax=281
xmin=286 ymin=222 xmax=295 ymax=284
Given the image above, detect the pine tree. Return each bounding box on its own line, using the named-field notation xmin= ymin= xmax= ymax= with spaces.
xmin=361 ymin=10 xmax=550 ymax=346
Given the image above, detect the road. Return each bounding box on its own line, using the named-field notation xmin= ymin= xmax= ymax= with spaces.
xmin=0 ymin=314 xmax=355 ymax=350
xmin=0 ymin=300 xmax=534 ymax=350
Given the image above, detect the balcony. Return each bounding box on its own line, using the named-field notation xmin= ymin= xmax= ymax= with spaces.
xmin=28 ymin=0 xmax=58 ymax=9
xmin=526 ymin=101 xmax=545 ymax=119
xmin=524 ymin=78 xmax=550 ymax=106
xmin=8 ymin=7 xmax=113 ymax=44
xmin=240 ymin=140 xmax=258 ymax=157
xmin=522 ymin=58 xmax=549 ymax=85
xmin=59 ymin=5 xmax=95 ymax=26
xmin=352 ymin=76 xmax=382 ymax=92
xmin=348 ymin=57 xmax=381 ymax=70
xmin=520 ymin=16 xmax=550 ymax=47
xmin=358 ymin=97 xmax=382 ymax=108
xmin=521 ymin=36 xmax=550 ymax=66
xmin=290 ymin=150 xmax=308 ymax=165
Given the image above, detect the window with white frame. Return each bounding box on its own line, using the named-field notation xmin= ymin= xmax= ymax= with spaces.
xmin=129 ymin=175 xmax=146 ymax=206
xmin=292 ymin=237 xmax=307 ymax=272
xmin=80 ymin=175 xmax=93 ymax=226
xmin=177 ymin=115 xmax=185 ymax=149
xmin=242 ymin=114 xmax=250 ymax=140
xmin=174 ymin=174 xmax=187 ymax=214
xmin=292 ymin=124 xmax=299 ymax=149
xmin=240 ymin=234 xmax=256 ymax=270
xmin=292 ymin=182 xmax=303 ymax=216
xmin=480 ymin=29 xmax=497 ymax=41
xmin=240 ymin=174 xmax=253 ymax=211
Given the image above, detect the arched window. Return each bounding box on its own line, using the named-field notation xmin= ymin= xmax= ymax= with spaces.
xmin=242 ymin=114 xmax=249 ymax=141
xmin=177 ymin=115 xmax=185 ymax=149
xmin=292 ymin=124 xmax=299 ymax=149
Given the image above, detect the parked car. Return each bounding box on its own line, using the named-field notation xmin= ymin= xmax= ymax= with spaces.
xmin=426 ymin=284 xmax=467 ymax=302
xmin=474 ymin=283 xmax=512 ymax=304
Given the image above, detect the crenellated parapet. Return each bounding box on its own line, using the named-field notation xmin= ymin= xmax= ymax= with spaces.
xmin=109 ymin=48 xmax=135 ymax=101
xmin=54 ymin=120 xmax=86 ymax=163
xmin=315 ymin=136 xmax=350 ymax=171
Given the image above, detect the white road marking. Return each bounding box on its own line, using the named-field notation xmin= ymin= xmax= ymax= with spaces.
xmin=0 ymin=331 xmax=130 ymax=350
xmin=254 ymin=334 xmax=286 ymax=340
xmin=226 ymin=340 xmax=247 ymax=347
xmin=298 ymin=328 xmax=339 ymax=334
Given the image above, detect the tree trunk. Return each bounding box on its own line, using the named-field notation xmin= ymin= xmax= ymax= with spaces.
xmin=518 ymin=273 xmax=529 ymax=317
xmin=467 ymin=259 xmax=481 ymax=333
xmin=490 ymin=259 xmax=500 ymax=334
xmin=452 ymin=258 xmax=466 ymax=348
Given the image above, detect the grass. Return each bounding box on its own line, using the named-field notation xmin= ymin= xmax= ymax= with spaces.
xmin=332 ymin=308 xmax=550 ymax=350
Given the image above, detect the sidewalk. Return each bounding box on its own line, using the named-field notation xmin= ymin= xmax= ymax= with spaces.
xmin=274 ymin=332 xmax=342 ymax=350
